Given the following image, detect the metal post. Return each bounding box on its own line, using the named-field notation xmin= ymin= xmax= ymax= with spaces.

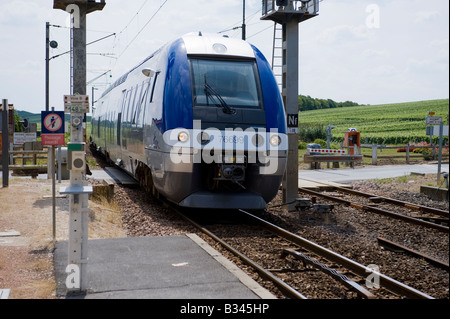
xmin=51 ymin=107 xmax=56 ymax=242
xmin=46 ymin=22 xmax=50 ymax=112
xmin=46 ymin=22 xmax=52 ymax=180
xmin=260 ymin=0 xmax=319 ymax=210
xmin=58 ymin=145 xmax=62 ymax=183
xmin=2 ymin=99 xmax=9 ymax=187
xmin=406 ymin=142 xmax=410 ymax=164
xmin=282 ymin=19 xmax=299 ymax=211
xmin=372 ymin=144 xmax=378 ymax=165
xmin=54 ymin=0 xmax=105 ymax=296
xmin=437 ymin=121 xmax=443 ymax=184
xmin=70 ymin=4 xmax=89 ymax=293
xmin=242 ymin=0 xmax=246 ymax=40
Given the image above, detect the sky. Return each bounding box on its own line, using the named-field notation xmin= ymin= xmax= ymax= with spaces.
xmin=0 ymin=0 xmax=448 ymax=115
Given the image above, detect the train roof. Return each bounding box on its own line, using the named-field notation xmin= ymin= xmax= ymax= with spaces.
xmin=182 ymin=32 xmax=255 ymax=58
xmin=100 ymin=33 xmax=257 ymax=99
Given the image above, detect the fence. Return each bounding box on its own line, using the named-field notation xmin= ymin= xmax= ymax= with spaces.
xmin=362 ymin=143 xmax=449 ymax=165
xmin=0 ymin=143 xmax=49 ymax=177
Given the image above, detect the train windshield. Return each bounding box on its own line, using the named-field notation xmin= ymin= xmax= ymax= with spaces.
xmin=189 ymin=58 xmax=263 ymax=110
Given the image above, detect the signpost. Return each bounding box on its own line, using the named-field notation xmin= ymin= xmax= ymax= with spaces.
xmin=64 ymin=95 xmax=90 ymax=114
xmin=426 ymin=116 xmax=443 ymax=125
xmin=1 ymin=99 xmax=9 ymax=188
xmin=41 ymin=111 xmax=66 ymax=146
xmin=41 ymin=109 xmax=66 ymax=242
xmin=426 ymin=112 xmax=448 ymax=184
xmin=13 ymin=133 xmax=37 ymax=145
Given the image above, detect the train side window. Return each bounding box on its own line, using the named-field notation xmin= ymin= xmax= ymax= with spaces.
xmin=126 ymin=87 xmax=136 ymax=123
xmin=120 ymin=90 xmax=128 ymax=116
xmin=136 ymin=80 xmax=151 ymax=126
xmin=97 ymin=116 xmax=101 ymax=138
xmin=150 ymin=72 xmax=160 ymax=103
xmin=132 ymin=83 xmax=145 ymax=125
xmin=130 ymin=84 xmax=139 ymax=123
xmin=117 ymin=112 xmax=122 ymax=145
xmin=110 ymin=111 xmax=114 ymax=141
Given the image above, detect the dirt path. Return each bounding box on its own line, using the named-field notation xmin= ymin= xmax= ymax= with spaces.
xmin=0 ymin=178 xmax=125 ymax=299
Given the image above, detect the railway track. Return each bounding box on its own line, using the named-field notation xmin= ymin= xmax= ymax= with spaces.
xmin=171 ymin=206 xmax=435 ymax=299
xmin=92 ymin=151 xmax=448 ymax=299
xmin=298 ymin=186 xmax=449 ymax=233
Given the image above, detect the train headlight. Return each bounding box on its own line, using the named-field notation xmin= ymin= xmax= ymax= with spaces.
xmin=178 ymin=131 xmax=189 ymax=143
xmin=270 ymin=134 xmax=281 ymax=147
xmin=197 ymin=132 xmax=211 ymax=145
xmin=252 ymin=134 xmax=265 ymax=147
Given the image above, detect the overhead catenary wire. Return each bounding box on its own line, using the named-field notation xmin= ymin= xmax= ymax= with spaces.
xmin=108 ymin=0 xmax=160 ymax=73
xmin=49 ymin=32 xmax=116 ymax=60
xmin=116 ymin=0 xmax=151 ymax=37
xmin=117 ymin=0 xmax=169 ymax=59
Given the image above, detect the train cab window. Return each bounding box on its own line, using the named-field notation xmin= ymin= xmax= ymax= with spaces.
xmin=189 ymin=58 xmax=263 ymax=110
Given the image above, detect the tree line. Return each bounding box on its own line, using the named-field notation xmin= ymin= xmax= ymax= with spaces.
xmin=298 ymin=95 xmax=361 ymax=112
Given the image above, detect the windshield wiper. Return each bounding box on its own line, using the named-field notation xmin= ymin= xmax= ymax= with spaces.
xmin=204 ymin=76 xmax=236 ymax=115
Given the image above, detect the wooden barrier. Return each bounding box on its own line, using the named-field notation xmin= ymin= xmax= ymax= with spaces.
xmin=0 ymin=144 xmax=49 ymax=177
xmin=303 ymin=154 xmax=363 ymax=169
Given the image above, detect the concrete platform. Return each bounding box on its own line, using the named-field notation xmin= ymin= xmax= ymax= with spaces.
xmin=87 ymin=167 xmax=138 ymax=185
xmin=299 ymin=163 xmax=449 ymax=184
xmin=54 ymin=234 xmax=275 ymax=299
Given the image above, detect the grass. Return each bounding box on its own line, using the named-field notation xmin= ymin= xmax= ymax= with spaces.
xmin=299 ymin=99 xmax=449 ymax=145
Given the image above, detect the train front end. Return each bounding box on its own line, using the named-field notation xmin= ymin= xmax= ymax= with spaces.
xmin=160 ymin=33 xmax=287 ymax=209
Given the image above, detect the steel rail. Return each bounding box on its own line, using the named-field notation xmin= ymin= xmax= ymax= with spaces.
xmin=238 ymin=209 xmax=434 ymax=299
xmin=332 ymin=186 xmax=449 ymax=218
xmin=170 ymin=207 xmax=308 ymax=299
xmin=299 ymin=187 xmax=449 ymax=233
xmin=377 ymin=237 xmax=449 ymax=271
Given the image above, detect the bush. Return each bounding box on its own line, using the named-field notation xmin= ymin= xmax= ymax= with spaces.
xmin=313 ymin=139 xmax=327 ymax=148
xmin=299 ymin=124 xmax=327 ymax=142
xmin=298 ymin=141 xmax=308 ymax=150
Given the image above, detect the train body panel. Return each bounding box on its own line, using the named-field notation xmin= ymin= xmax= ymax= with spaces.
xmin=92 ymin=33 xmax=287 ymax=209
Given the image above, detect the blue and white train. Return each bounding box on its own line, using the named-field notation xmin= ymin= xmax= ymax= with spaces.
xmin=91 ymin=32 xmax=287 ymax=209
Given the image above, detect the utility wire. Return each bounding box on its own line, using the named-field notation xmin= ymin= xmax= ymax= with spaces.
xmin=49 ymin=32 xmax=116 ymax=60
xmin=118 ymin=0 xmax=169 ymax=59
xmin=116 ymin=0 xmax=150 ymax=37
xmin=247 ymin=24 xmax=273 ymax=39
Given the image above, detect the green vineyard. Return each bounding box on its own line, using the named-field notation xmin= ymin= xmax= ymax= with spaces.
xmin=299 ymin=99 xmax=449 ymax=145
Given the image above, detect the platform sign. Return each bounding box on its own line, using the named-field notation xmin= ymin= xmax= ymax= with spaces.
xmin=64 ymin=95 xmax=89 ymax=114
xmin=426 ymin=116 xmax=442 ymax=125
xmin=427 ymin=125 xmax=449 ymax=136
xmin=41 ymin=111 xmax=65 ymax=146
xmin=287 ymin=114 xmax=299 ymax=134
xmin=14 ymin=132 xmax=37 ymax=145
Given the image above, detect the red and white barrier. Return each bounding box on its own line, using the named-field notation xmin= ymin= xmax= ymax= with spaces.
xmin=307 ymin=149 xmax=347 ymax=154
